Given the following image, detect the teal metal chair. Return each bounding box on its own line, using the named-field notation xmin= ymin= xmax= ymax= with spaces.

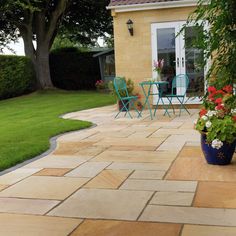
xmin=113 ymin=77 xmax=141 ymax=119
xmin=164 ymin=74 xmax=190 ymax=116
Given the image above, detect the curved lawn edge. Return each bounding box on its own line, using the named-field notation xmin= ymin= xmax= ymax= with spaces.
xmin=0 ymin=122 xmax=97 ymax=176
xmin=0 ymin=90 xmax=115 ymax=173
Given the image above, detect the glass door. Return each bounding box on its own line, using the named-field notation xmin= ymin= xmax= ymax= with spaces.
xmin=151 ymin=21 xmax=205 ymax=104
xmin=182 ymin=25 xmax=205 ymax=99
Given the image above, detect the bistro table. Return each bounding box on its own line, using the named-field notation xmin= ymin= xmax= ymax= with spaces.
xmin=139 ymin=80 xmax=169 ymax=120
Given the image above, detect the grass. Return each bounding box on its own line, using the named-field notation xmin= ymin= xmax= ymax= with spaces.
xmin=0 ymin=90 xmax=115 ymax=171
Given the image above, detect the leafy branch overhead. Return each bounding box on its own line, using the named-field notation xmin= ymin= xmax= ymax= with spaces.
xmin=184 ymin=0 xmax=236 ymax=87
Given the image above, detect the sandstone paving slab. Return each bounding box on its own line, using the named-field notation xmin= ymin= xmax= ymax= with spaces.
xmin=75 ymin=145 xmax=109 ymax=157
xmin=125 ymin=126 xmax=158 ymax=133
xmin=57 ymin=130 xmax=98 ymax=142
xmin=166 ymin=155 xmax=236 ymax=182
xmin=185 ymin=141 xmax=201 ymax=146
xmin=84 ymin=170 xmax=132 ymax=189
xmin=25 ymin=156 xmax=88 ymax=169
xmin=88 ymin=130 xmax=135 ymax=138
xmin=129 ymin=170 xmax=166 ymax=180
xmin=0 ymin=197 xmax=60 ymax=215
xmin=0 ymin=185 xmax=8 ymax=192
xmin=149 ymin=121 xmax=183 ymax=128
xmin=194 ymin=181 xmax=236 ymax=208
xmin=128 ymin=131 xmax=156 ymax=138
xmin=120 ymin=179 xmax=197 ymax=192
xmin=48 ymin=189 xmax=153 ymax=220
xmin=0 ymin=168 xmax=42 ymax=185
xmin=150 ymin=192 xmax=194 ymax=206
xmin=0 ymin=213 xmax=82 ymax=236
xmin=107 ymin=162 xmax=171 ymax=171
xmin=71 ymin=220 xmax=182 ymax=236
xmin=139 ymin=205 xmax=236 ymax=226
xmin=65 ymin=162 xmax=110 ymax=178
xmin=53 ymin=141 xmax=95 ymax=155
xmin=107 ymin=145 xmax=157 ymax=151
xmin=34 ymin=168 xmax=72 ymax=177
xmin=182 ymin=225 xmax=236 ymax=236
xmin=92 ymin=150 xmax=176 ymax=163
xmin=150 ymin=128 xmax=197 ymax=137
xmin=178 ymin=146 xmax=203 ymax=158
xmin=157 ymin=135 xmax=186 ymax=152
xmin=0 ymin=176 xmax=89 ymax=200
xmin=95 ymin=137 xmax=165 ymax=148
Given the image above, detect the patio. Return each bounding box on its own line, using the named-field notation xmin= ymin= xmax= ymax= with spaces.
xmin=0 ymin=105 xmax=236 ymax=235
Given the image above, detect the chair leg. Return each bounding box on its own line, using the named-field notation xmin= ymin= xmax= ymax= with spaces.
xmin=177 ymin=97 xmax=190 ymax=116
xmin=130 ymin=99 xmax=142 ymax=118
xmin=115 ymin=99 xmax=132 ymax=118
xmin=169 ymin=97 xmax=175 ymax=114
xmin=154 ymin=98 xmax=160 ymax=116
xmin=161 ymin=97 xmax=171 ymax=117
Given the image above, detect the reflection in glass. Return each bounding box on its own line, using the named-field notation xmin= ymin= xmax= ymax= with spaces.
xmin=185 ymin=26 xmax=204 ymax=97
xmin=157 ymin=28 xmax=176 ymax=94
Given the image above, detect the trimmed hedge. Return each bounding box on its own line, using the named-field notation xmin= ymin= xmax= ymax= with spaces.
xmin=0 ymin=55 xmax=36 ymax=99
xmin=50 ymin=47 xmax=100 ymax=90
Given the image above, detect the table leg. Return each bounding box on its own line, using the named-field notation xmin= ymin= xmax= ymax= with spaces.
xmin=140 ymin=84 xmax=153 ymax=120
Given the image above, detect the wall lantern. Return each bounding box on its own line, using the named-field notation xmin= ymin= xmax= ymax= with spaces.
xmin=126 ymin=19 xmax=134 ymax=36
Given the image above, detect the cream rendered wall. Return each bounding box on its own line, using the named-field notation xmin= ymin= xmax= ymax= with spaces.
xmin=112 ymin=6 xmax=196 ymax=93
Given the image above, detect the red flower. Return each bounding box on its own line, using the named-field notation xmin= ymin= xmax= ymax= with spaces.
xmin=233 ymin=116 xmax=236 ymax=122
xmin=215 ymin=90 xmax=225 ymax=95
xmin=215 ymin=97 xmax=223 ymax=104
xmin=199 ymin=109 xmax=207 ymax=117
xmin=215 ymin=104 xmax=224 ymax=110
xmin=223 ymin=85 xmax=233 ymax=94
xmin=208 ymin=86 xmax=217 ymax=93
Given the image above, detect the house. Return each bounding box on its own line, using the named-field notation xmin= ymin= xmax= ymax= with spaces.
xmin=107 ymin=0 xmax=205 ymax=105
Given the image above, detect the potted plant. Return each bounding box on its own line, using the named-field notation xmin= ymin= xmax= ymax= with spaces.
xmin=95 ymin=80 xmax=109 ymax=93
xmin=195 ymin=84 xmax=236 ymax=165
xmin=109 ymin=77 xmax=135 ymax=111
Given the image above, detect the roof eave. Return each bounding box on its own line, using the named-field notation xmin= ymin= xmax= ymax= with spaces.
xmin=107 ymin=0 xmax=199 ymax=12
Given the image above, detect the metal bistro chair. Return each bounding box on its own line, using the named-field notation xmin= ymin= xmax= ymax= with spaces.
xmin=113 ymin=77 xmax=141 ymax=119
xmin=164 ymin=74 xmax=190 ymax=116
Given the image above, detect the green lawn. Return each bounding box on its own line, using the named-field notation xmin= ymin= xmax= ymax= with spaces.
xmin=0 ymin=90 xmax=115 ymax=171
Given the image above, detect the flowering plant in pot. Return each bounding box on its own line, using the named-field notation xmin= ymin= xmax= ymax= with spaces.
xmin=153 ymin=59 xmax=164 ymax=81
xmin=195 ymin=85 xmax=236 ymax=165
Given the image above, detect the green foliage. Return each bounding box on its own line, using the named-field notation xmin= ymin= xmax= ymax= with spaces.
xmin=0 ymin=55 xmax=36 ymax=99
xmin=61 ymin=0 xmax=113 ymax=47
xmin=50 ymin=47 xmax=100 ymax=90
xmin=195 ymin=85 xmax=236 ymax=145
xmin=183 ymin=0 xmax=236 ymax=86
xmin=0 ymin=90 xmax=115 ymax=170
xmin=108 ymin=77 xmax=135 ymax=100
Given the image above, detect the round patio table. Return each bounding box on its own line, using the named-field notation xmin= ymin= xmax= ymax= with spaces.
xmin=139 ymin=80 xmax=169 ymax=120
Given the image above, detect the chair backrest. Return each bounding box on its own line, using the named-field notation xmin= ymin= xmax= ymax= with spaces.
xmin=171 ymin=74 xmax=189 ymax=96
xmin=113 ymin=77 xmax=129 ymax=99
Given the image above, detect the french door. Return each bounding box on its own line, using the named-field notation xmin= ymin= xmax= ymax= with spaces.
xmin=151 ymin=21 xmax=205 ymax=104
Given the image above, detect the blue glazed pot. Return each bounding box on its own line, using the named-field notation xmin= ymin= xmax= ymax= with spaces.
xmin=201 ymin=134 xmax=236 ymax=165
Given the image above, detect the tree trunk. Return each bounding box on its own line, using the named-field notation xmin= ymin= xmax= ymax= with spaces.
xmin=22 ymin=33 xmax=54 ymax=89
xmin=35 ymin=46 xmax=54 ymax=89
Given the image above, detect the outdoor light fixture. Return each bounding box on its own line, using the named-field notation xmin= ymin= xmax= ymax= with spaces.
xmin=126 ymin=19 xmax=134 ymax=36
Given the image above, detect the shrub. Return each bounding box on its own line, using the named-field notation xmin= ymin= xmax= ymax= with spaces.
xmin=0 ymin=55 xmax=36 ymax=99
xmin=50 ymin=47 xmax=101 ymax=90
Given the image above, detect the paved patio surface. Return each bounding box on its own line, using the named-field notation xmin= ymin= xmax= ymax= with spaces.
xmin=0 ymin=105 xmax=236 ymax=235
